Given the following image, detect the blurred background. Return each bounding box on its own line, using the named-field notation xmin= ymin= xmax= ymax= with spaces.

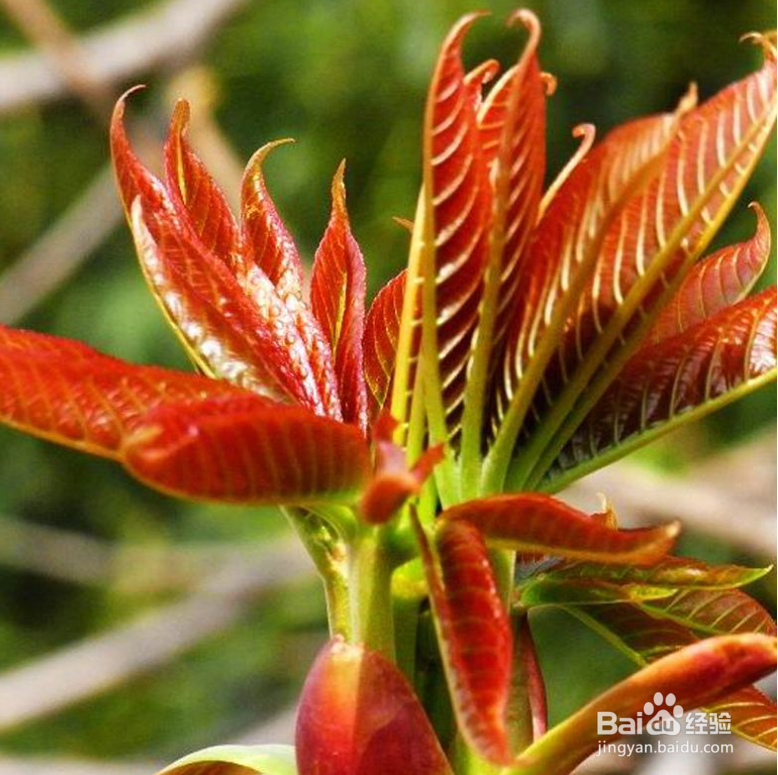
xmin=0 ymin=0 xmax=774 ymax=773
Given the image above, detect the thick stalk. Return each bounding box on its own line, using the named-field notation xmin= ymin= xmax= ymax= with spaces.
xmin=349 ymin=525 xmax=396 ymax=660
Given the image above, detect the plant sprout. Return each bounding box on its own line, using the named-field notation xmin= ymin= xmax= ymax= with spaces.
xmin=0 ymin=10 xmax=776 ymax=775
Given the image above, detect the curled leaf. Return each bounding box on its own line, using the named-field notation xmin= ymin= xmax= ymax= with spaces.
xmin=441 ymin=494 xmax=679 ymax=565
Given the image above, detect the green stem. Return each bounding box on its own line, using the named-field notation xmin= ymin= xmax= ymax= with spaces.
xmin=283 ymin=506 xmax=351 ymax=638
xmin=349 ymin=526 xmax=396 ymax=659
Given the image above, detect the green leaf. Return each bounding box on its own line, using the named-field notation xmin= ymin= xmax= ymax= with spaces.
xmin=543 ymin=286 xmax=777 ymax=490
xmin=518 ymin=578 xmax=676 ymax=607
xmin=541 ymin=556 xmax=771 ymax=590
xmin=160 ymin=745 xmax=297 ymax=775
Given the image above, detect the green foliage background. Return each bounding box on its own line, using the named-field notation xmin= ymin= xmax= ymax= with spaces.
xmin=0 ymin=0 xmax=774 ymax=767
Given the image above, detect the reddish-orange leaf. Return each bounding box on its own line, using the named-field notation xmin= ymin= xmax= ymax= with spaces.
xmin=518 ymin=634 xmax=777 ymax=775
xmin=241 ymin=140 xmax=305 ymax=298
xmin=240 ymin=141 xmax=342 ymax=420
xmin=518 ymin=44 xmax=777 ymax=488
xmin=124 ymin=394 xmax=369 ymax=504
xmin=423 ymin=12 xmax=492 ymax=433
xmin=643 ymin=585 xmax=777 ymax=638
xmin=363 ymin=270 xmax=406 ymax=418
xmin=111 ymin=88 xmax=176 ymax=230
xmin=550 ymin=287 xmax=777 ymax=484
xmin=164 ymin=99 xmax=239 ymax=264
xmin=573 ymin=604 xmax=777 ymax=750
xmin=441 ymin=494 xmax=678 ymax=565
xmin=495 ymin=105 xmax=683 ymax=430
xmin=646 ymin=203 xmax=771 ymax=344
xmin=112 ymin=94 xmax=324 ymax=410
xmin=311 ymin=164 xmax=368 ymax=431
xmin=414 ymin=513 xmax=513 ymax=764
xmin=0 ymin=326 xmax=240 ymax=458
xmin=481 ymin=11 xmax=548 ymax=360
xmin=129 ymin=200 xmax=322 ymax=408
xmin=360 ymin=416 xmax=443 ymax=524
xmin=296 ymin=637 xmax=453 ymax=775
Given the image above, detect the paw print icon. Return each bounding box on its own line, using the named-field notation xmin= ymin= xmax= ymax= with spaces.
xmin=645 ymin=692 xmax=684 ymax=735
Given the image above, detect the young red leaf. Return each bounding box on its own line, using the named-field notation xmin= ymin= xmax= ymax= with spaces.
xmin=570 ymin=603 xmax=777 ymax=750
xmin=517 ymin=633 xmax=777 ymax=775
xmin=479 ymin=11 xmax=547 ymax=354
xmin=421 ymin=12 xmax=492 ymax=435
xmin=310 ymin=163 xmax=368 ymax=431
xmin=111 ymin=88 xmax=177 ymax=229
xmin=295 ymin=637 xmax=453 ymax=775
xmin=112 ymin=95 xmax=326 ymax=410
xmin=516 ymin=40 xmax=777 ymax=489
xmin=547 ymin=286 xmax=777 ymax=487
xmin=129 ymin=200 xmax=323 ymax=408
xmin=642 ymin=585 xmax=776 ymax=638
xmin=0 ymin=326 xmax=240 ymax=458
xmin=488 ymin=99 xmax=686 ymax=483
xmin=460 ymin=12 xmax=548 ymax=482
xmin=363 ymin=270 xmax=406 ymax=417
xmin=164 ymin=99 xmax=239 ymax=264
xmin=645 ymin=203 xmax=771 ymax=344
xmin=241 ymin=141 xmax=342 ymax=420
xmin=414 ymin=513 xmax=513 ymax=764
xmin=124 ymin=394 xmax=369 ymax=504
xmin=441 ymin=494 xmax=679 ymax=565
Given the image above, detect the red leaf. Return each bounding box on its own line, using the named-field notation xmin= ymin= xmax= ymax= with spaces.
xmin=494 ymin=105 xmax=683 ymax=431
xmin=516 ymin=45 xmax=777 ymax=488
xmin=359 ymin=418 xmax=443 ymax=524
xmin=442 ymin=494 xmax=679 ymax=565
xmin=518 ymin=633 xmax=777 ymax=775
xmin=164 ymin=99 xmax=239 ymax=264
xmin=0 ymin=326 xmax=240 ymax=458
xmin=112 ymin=94 xmax=325 ymax=411
xmin=551 ymin=287 xmax=777 ymax=482
xmin=124 ymin=394 xmax=369 ymax=504
xmin=481 ymin=11 xmax=548 ymax=362
xmin=423 ymin=12 xmax=492 ymax=433
xmin=414 ymin=513 xmax=513 ymax=764
xmin=296 ymin=637 xmax=453 ymax=775
xmin=240 ymin=141 xmax=343 ymax=420
xmin=363 ymin=271 xmax=406 ymax=418
xmin=111 ymin=88 xmax=176 ymax=230
xmin=129 ymin=200 xmax=323 ymax=408
xmin=573 ymin=604 xmax=777 ymax=750
xmin=646 ymin=203 xmax=771 ymax=344
xmin=311 ymin=163 xmax=368 ymax=431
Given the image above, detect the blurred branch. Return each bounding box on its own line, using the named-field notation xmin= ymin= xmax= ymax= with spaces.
xmin=0 ymin=513 xmax=298 ymax=592
xmin=0 ymin=165 xmax=120 ymax=324
xmin=0 ymin=0 xmax=112 ymax=119
xmin=0 ymin=538 xmax=313 ymax=733
xmin=0 ymin=0 xmax=250 ymax=114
